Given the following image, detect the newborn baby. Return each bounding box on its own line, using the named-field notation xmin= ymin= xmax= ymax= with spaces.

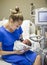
xmin=13 ymin=39 xmax=32 ymax=51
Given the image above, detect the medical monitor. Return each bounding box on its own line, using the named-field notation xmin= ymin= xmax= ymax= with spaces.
xmin=35 ymin=8 xmax=47 ymax=25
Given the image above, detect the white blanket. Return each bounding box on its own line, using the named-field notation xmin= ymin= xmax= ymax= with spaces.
xmin=13 ymin=41 xmax=31 ymax=50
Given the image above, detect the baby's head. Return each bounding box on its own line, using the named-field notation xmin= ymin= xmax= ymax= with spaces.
xmin=22 ymin=39 xmax=32 ymax=46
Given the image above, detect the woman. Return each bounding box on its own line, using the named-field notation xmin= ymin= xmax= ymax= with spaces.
xmin=0 ymin=7 xmax=41 ymax=65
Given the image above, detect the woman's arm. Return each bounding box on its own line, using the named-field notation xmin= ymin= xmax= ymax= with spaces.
xmin=0 ymin=50 xmax=15 ymax=55
xmin=0 ymin=50 xmax=25 ymax=55
xmin=0 ymin=43 xmax=30 ymax=55
xmin=0 ymin=42 xmax=15 ymax=55
xmin=0 ymin=42 xmax=25 ymax=55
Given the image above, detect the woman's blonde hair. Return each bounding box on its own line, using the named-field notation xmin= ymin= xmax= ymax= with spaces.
xmin=9 ymin=6 xmax=24 ymax=22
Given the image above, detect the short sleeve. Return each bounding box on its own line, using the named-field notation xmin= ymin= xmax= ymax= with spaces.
xmin=0 ymin=31 xmax=3 ymax=50
xmin=19 ymin=26 xmax=23 ymax=34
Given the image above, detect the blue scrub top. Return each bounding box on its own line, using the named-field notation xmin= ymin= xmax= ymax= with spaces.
xmin=0 ymin=26 xmax=37 ymax=65
xmin=0 ymin=26 xmax=23 ymax=51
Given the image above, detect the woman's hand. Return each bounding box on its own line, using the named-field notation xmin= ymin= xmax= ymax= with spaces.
xmin=14 ymin=46 xmax=30 ymax=55
xmin=14 ymin=47 xmax=30 ymax=54
xmin=23 ymin=47 xmax=30 ymax=52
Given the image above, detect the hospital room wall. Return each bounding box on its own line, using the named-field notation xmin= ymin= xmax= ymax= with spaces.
xmin=0 ymin=0 xmax=47 ymax=20
xmin=45 ymin=0 xmax=47 ymax=7
xmin=0 ymin=1 xmax=1 ymax=17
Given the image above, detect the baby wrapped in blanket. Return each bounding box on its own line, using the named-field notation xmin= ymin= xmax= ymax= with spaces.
xmin=13 ymin=39 xmax=32 ymax=51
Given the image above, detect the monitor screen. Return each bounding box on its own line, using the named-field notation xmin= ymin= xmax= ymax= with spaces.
xmin=38 ymin=11 xmax=47 ymax=22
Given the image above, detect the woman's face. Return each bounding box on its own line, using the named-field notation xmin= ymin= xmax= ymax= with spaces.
xmin=9 ymin=19 xmax=22 ymax=30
